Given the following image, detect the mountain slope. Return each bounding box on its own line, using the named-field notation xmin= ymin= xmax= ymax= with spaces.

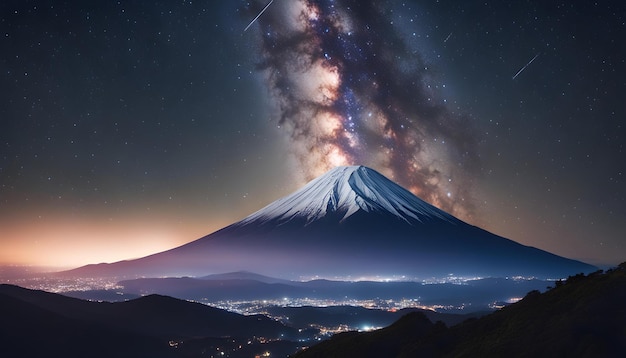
xmin=294 ymin=263 xmax=626 ymax=357
xmin=64 ymin=165 xmax=595 ymax=280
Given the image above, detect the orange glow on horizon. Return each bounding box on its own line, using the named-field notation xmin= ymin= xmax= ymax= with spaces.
xmin=0 ymin=212 xmax=228 ymax=269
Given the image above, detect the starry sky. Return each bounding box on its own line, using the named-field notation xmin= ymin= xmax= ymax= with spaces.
xmin=1 ymin=0 xmax=624 ymax=268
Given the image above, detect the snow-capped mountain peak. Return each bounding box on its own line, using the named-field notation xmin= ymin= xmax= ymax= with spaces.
xmin=64 ymin=166 xmax=597 ymax=280
xmin=238 ymin=165 xmax=457 ymax=226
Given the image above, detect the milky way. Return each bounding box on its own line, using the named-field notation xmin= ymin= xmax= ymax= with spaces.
xmin=245 ymin=0 xmax=480 ymax=220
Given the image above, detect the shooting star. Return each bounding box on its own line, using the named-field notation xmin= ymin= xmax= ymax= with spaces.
xmin=244 ymin=0 xmax=275 ymax=32
xmin=444 ymin=32 xmax=452 ymax=43
xmin=512 ymin=53 xmax=540 ymax=80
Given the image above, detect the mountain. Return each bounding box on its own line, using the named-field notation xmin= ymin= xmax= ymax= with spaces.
xmin=294 ymin=263 xmax=626 ymax=357
xmin=64 ymin=165 xmax=595 ymax=279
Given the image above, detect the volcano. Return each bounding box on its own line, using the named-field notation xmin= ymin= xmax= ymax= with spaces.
xmin=67 ymin=166 xmax=595 ymax=279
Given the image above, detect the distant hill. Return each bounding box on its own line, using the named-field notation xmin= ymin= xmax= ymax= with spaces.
xmin=115 ymin=274 xmax=552 ymax=312
xmin=199 ymin=270 xmax=294 ymax=284
xmin=295 ymin=263 xmax=626 ymax=357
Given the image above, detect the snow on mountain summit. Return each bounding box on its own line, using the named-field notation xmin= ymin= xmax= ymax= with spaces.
xmin=238 ymin=165 xmax=457 ymax=226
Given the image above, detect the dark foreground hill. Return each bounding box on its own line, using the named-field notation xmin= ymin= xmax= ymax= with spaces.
xmin=0 ymin=292 xmax=165 ymax=358
xmin=295 ymin=263 xmax=626 ymax=358
xmin=0 ymin=284 xmax=302 ymax=358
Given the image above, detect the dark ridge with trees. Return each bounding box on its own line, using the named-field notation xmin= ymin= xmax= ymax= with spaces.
xmin=295 ymin=263 xmax=626 ymax=357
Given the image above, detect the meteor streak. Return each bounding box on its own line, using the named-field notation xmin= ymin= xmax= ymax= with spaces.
xmin=512 ymin=53 xmax=540 ymax=80
xmin=244 ymin=0 xmax=275 ymax=32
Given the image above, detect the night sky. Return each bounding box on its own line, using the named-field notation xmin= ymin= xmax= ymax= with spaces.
xmin=1 ymin=0 xmax=624 ymax=268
